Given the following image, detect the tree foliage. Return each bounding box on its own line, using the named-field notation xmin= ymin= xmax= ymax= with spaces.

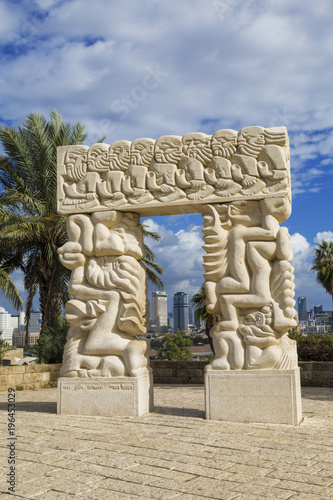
xmin=29 ymin=316 xmax=69 ymax=364
xmin=0 ymin=331 xmax=13 ymax=364
xmin=0 ymin=110 xmax=164 ymax=345
xmin=157 ymin=331 xmax=193 ymax=360
xmin=289 ymin=331 xmax=333 ymax=361
xmin=0 ymin=110 xmax=87 ymax=338
xmin=191 ymin=284 xmax=220 ymax=354
xmin=312 ymin=240 xmax=333 ymax=299
xmin=141 ymin=223 xmax=164 ymax=289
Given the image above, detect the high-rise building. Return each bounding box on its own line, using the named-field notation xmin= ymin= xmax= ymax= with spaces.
xmin=173 ymin=292 xmax=189 ymax=332
xmin=0 ymin=306 xmax=13 ymax=345
xmin=151 ymin=292 xmax=168 ymax=327
xmin=314 ymin=304 xmax=323 ymax=314
xmin=168 ymin=312 xmax=174 ymax=329
xmin=297 ymin=296 xmax=307 ymax=323
xmin=11 ymin=310 xmax=42 ymax=346
xmin=188 ymin=305 xmax=193 ymax=325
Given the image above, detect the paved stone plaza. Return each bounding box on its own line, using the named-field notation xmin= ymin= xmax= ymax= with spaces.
xmin=0 ymin=385 xmax=332 ymax=499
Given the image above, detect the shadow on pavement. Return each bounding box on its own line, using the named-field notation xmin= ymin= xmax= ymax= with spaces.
xmin=0 ymin=401 xmax=57 ymax=414
xmin=153 ymin=406 xmax=205 ymax=418
xmin=301 ymin=387 xmax=333 ymax=401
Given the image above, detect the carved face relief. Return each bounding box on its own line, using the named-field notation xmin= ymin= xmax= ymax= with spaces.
xmin=64 ymin=146 xmax=89 ymax=181
xmin=87 ymin=143 xmax=110 ymax=172
xmin=237 ymin=126 xmax=265 ymax=158
xmin=211 ymin=130 xmax=238 ymax=159
xmin=109 ymin=141 xmax=131 ymax=171
xmin=182 ymin=133 xmax=212 ymax=165
xmin=130 ymin=138 xmax=155 ymax=167
xmin=154 ymin=136 xmax=182 ymax=164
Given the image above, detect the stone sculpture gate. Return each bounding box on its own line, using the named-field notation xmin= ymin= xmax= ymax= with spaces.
xmin=57 ymin=126 xmax=302 ymax=425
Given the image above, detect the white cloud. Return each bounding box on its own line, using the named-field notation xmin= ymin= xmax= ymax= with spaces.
xmin=313 ymin=231 xmax=333 ymax=244
xmin=0 ymin=0 xmax=331 ymax=194
xmin=145 ymin=223 xmax=333 ymax=314
xmin=290 ymin=231 xmax=333 ymax=309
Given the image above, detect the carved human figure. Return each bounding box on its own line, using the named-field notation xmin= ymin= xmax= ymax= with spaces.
xmin=60 ymin=146 xmax=100 ymax=212
xmin=232 ymin=126 xmax=266 ymax=195
xmin=58 ymin=210 xmax=149 ymax=378
xmin=148 ymin=135 xmax=186 ymax=202
xmin=95 ymin=141 xmax=131 ymax=207
xmin=206 ymin=129 xmax=242 ymax=196
xmin=177 ymin=133 xmax=215 ymax=200
xmin=203 ymin=197 xmax=297 ymax=370
xmin=238 ymin=306 xmax=297 ymax=369
xmin=123 ymin=138 xmax=155 ymax=204
xmin=259 ymin=127 xmax=290 ymax=194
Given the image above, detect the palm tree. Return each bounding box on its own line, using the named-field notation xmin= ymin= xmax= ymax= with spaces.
xmin=0 ymin=111 xmax=164 ymax=341
xmin=0 ymin=247 xmax=23 ymax=311
xmin=191 ymin=284 xmax=220 ymax=354
xmin=141 ymin=223 xmax=164 ymax=289
xmin=0 ymin=111 xmax=88 ymax=338
xmin=312 ymin=240 xmax=333 ymax=300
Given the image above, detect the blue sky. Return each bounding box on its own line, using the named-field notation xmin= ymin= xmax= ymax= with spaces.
xmin=0 ymin=0 xmax=333 ymax=315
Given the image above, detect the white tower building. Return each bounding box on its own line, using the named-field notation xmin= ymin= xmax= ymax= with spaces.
xmin=152 ymin=291 xmax=168 ymax=327
xmin=0 ymin=306 xmax=14 ymax=345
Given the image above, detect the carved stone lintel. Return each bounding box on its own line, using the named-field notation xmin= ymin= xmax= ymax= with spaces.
xmin=57 ymin=126 xmax=290 ymax=216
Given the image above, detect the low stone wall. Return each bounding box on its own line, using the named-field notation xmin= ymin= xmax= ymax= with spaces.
xmin=150 ymin=360 xmax=333 ymax=388
xmin=0 ymin=364 xmax=61 ymax=391
xmin=150 ymin=360 xmax=208 ymax=384
xmin=300 ymin=361 xmax=333 ymax=387
xmin=0 ymin=361 xmax=332 ymax=390
xmin=3 ymin=348 xmax=24 ymax=362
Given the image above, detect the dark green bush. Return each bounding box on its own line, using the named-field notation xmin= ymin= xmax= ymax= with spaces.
xmin=29 ymin=316 xmax=68 ymax=364
xmin=289 ymin=332 xmax=333 ymax=361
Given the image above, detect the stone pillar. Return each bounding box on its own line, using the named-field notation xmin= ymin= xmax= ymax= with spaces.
xmin=202 ymin=197 xmax=302 ymax=424
xmin=57 ymin=210 xmax=153 ymax=417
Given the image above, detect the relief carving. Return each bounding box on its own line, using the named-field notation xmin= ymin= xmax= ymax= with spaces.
xmin=57 ymin=125 xmax=298 ymax=376
xmin=58 ymin=210 xmax=150 ymax=378
xmin=202 ymin=197 xmax=298 ymax=371
xmin=57 ymin=126 xmax=290 ymax=216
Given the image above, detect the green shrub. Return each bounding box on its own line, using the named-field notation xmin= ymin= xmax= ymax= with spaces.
xmin=29 ymin=316 xmax=69 ymax=364
xmin=16 ymin=385 xmax=24 ymax=391
xmin=289 ymin=332 xmax=333 ymax=361
xmin=157 ymin=331 xmax=193 ymax=361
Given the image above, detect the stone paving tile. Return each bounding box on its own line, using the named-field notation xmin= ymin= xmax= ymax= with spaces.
xmin=82 ymin=488 xmax=165 ymax=500
xmin=89 ymin=478 xmax=183 ymax=499
xmin=273 ymin=479 xmax=333 ymax=496
xmin=27 ymin=476 xmax=97 ymax=496
xmin=289 ymin=494 xmax=333 ymax=500
xmin=267 ymin=469 xmax=333 ymax=487
xmin=223 ymin=462 xmax=275 ymax=477
xmin=229 ymin=482 xmax=296 ymax=499
xmin=218 ymin=471 xmax=280 ymax=487
xmin=149 ymin=477 xmax=241 ymax=500
xmin=175 ymin=495 xmax=240 ymax=500
xmin=125 ymin=463 xmax=197 ymax=482
xmin=34 ymin=492 xmax=79 ymax=499
xmin=0 ymin=385 xmax=332 ymax=499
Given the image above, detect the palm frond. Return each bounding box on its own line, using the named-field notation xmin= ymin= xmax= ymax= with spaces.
xmin=0 ymin=268 xmax=23 ymax=310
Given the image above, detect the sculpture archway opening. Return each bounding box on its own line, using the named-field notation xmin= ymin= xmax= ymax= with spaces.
xmin=56 ymin=126 xmax=302 ymax=425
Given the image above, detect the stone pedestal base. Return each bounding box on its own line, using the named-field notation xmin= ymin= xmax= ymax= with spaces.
xmin=57 ymin=372 xmax=153 ymax=417
xmin=205 ymin=368 xmax=302 ymax=425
